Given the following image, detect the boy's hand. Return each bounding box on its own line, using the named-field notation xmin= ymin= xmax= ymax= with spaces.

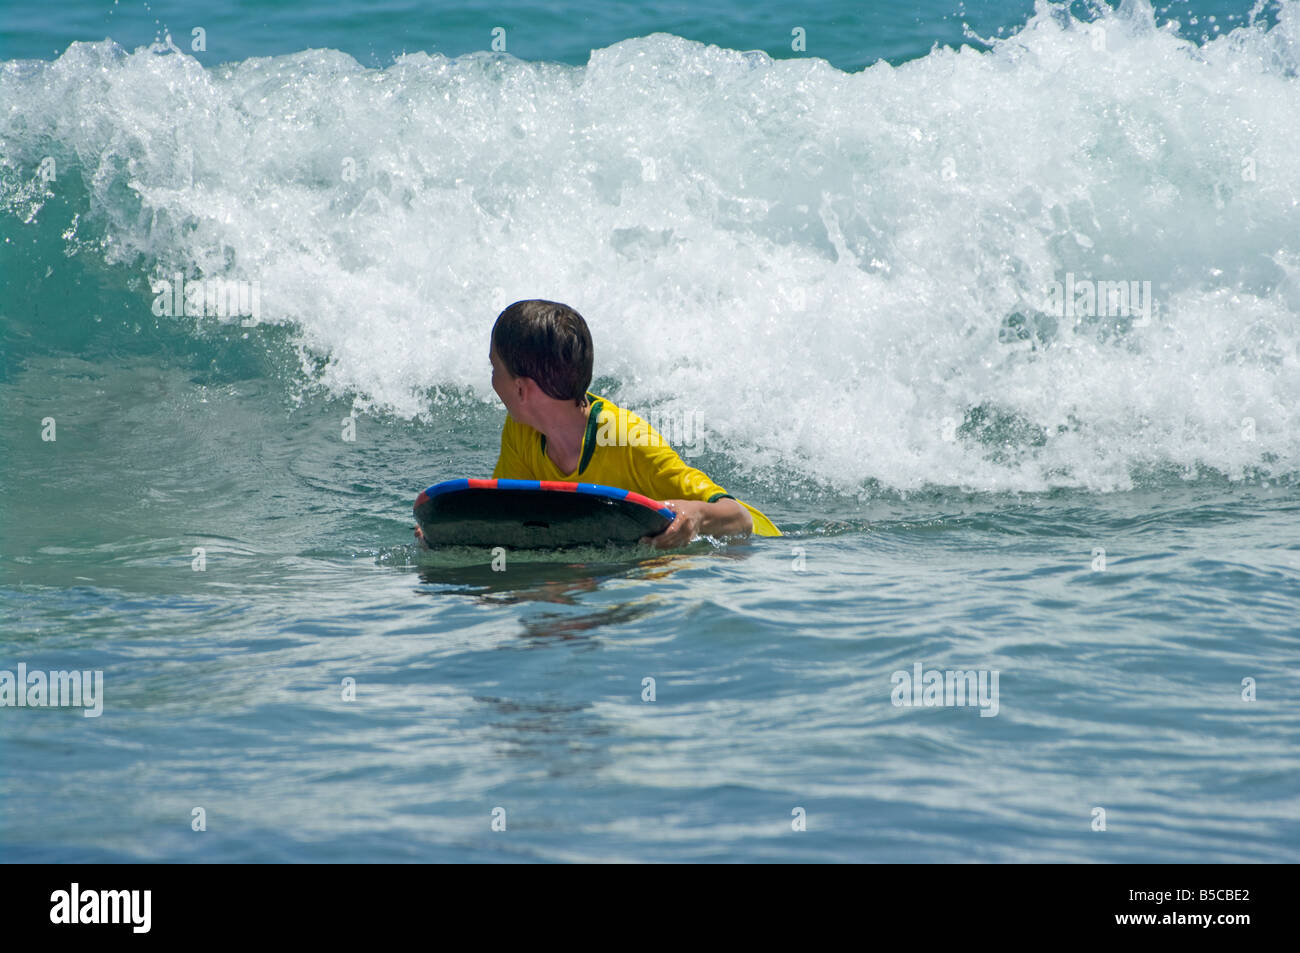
xmin=641 ymin=497 xmax=753 ymax=548
xmin=641 ymin=500 xmax=705 ymax=549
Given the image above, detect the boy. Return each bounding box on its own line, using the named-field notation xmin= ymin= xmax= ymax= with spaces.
xmin=417 ymin=299 xmax=780 ymax=549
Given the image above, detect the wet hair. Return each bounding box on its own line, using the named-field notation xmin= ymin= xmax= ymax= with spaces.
xmin=491 ymin=299 xmax=594 ymax=406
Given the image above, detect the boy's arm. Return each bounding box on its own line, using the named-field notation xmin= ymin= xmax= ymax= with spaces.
xmin=491 ymin=415 xmax=525 ymax=480
xmin=644 ymin=497 xmax=752 ymax=548
xmin=635 ymin=435 xmax=753 ymax=546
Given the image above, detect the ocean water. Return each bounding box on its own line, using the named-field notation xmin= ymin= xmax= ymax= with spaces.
xmin=2 ymin=0 xmax=1299 ymax=863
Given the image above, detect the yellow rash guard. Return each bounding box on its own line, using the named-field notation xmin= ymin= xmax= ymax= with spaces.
xmin=490 ymin=392 xmax=782 ymax=537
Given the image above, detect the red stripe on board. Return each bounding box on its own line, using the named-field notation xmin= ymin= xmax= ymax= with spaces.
xmin=624 ymin=491 xmax=665 ymax=510
xmin=538 ymin=481 xmax=579 ymax=492
xmin=466 ymin=478 xmax=497 ymax=489
xmin=414 ymin=492 xmax=429 ymax=508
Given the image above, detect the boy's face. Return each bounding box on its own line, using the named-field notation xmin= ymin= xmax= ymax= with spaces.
xmin=489 ymin=344 xmax=524 ymax=421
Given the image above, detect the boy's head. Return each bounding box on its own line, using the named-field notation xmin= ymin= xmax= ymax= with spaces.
xmin=490 ymin=300 xmax=593 ymax=414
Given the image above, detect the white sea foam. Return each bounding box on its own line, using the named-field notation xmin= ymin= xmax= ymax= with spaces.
xmin=2 ymin=0 xmax=1298 ymax=492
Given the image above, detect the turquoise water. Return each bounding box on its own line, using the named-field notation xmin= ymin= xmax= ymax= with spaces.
xmin=2 ymin=0 xmax=1299 ymax=862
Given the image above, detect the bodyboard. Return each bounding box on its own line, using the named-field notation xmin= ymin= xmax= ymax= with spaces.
xmin=414 ymin=478 xmax=675 ymax=549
